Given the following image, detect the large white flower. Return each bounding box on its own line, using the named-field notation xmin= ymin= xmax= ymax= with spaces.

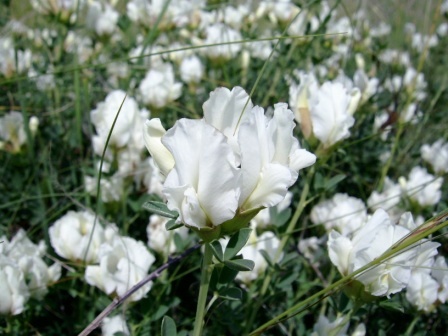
xmin=163 ymin=118 xmax=241 ymax=228
xmin=144 ymin=87 xmax=316 ymax=232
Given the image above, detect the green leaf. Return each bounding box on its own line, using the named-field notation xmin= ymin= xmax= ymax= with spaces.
xmin=218 ymin=287 xmax=242 ymax=301
xmin=151 ymin=305 xmax=170 ymax=321
xmin=165 ymin=219 xmax=183 ymax=231
xmin=210 ymin=241 xmax=224 ymax=262
xmin=325 ymin=174 xmax=346 ymax=190
xmin=379 ymin=300 xmax=404 ymax=313
xmin=224 ymin=228 xmax=252 ymax=261
xmin=143 ymin=201 xmax=179 ymax=219
xmin=223 ymin=259 xmax=255 ymax=272
xmin=259 ymin=249 xmax=273 ymax=268
xmin=313 ymin=172 xmax=325 ymax=190
xmin=218 ymin=264 xmax=239 ymax=285
xmin=273 ymin=208 xmax=292 ymax=227
xmin=161 ymin=316 xmax=177 ymax=336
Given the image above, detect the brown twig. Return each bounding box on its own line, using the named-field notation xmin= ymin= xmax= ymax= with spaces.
xmin=78 ymin=243 xmax=201 ymax=336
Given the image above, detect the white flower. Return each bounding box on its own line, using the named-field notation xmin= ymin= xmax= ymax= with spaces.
xmin=86 ymin=1 xmax=119 ymax=36
xmin=403 ymin=67 xmax=427 ymax=102
xmin=406 ymin=272 xmax=439 ymax=312
xmin=49 ymin=210 xmax=106 ymax=263
xmin=5 ymin=230 xmax=61 ymax=299
xmin=298 ymin=236 xmax=322 ymax=264
xmin=328 ymin=210 xmax=425 ymax=297
xmin=236 ymin=231 xmax=282 ymax=284
xmin=421 ymin=139 xmax=448 ymax=174
xmin=432 ymin=257 xmax=448 ymax=303
xmin=138 ymin=62 xmax=182 ymax=108
xmin=162 ymin=118 xmax=240 ymax=228
xmin=134 ymin=157 xmax=165 ymax=197
xmin=0 ymin=256 xmax=29 ymax=315
xmin=310 ymin=193 xmax=367 ymax=236
xmin=0 ymin=111 xmax=27 ymax=153
xmin=102 ymin=315 xmax=130 ymax=336
xmin=0 ymin=37 xmax=31 ymax=77
xmin=353 ymin=69 xmax=379 ymax=104
xmin=402 ymin=166 xmax=443 ymax=207
xmin=144 ymin=87 xmax=316 ymax=231
xmin=289 ymin=74 xmax=360 ymax=147
xmin=127 ymin=0 xmax=203 ymax=29
xmin=180 ymin=55 xmax=204 ymax=83
xmin=143 ymin=119 xmax=175 ymax=177
xmin=85 ymin=236 xmax=155 ymax=302
xmin=147 ymin=214 xmax=189 ymax=255
xmin=84 ymin=174 xmax=124 ymax=203
xmin=367 ymin=177 xmax=403 ymax=219
xmin=91 ymin=90 xmax=143 ymax=154
xmin=201 ymin=23 xmax=242 ymax=60
xmin=237 ymin=103 xmax=316 ymax=211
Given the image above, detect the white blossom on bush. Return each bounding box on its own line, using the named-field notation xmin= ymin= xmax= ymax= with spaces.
xmin=49 ymin=210 xmax=106 ymax=263
xmin=138 ymin=62 xmax=182 ymax=108
xmin=86 ymin=1 xmax=119 ymax=36
xmin=179 ymin=55 xmax=204 ymax=84
xmin=289 ymin=73 xmax=360 ymax=147
xmin=0 ymin=256 xmax=29 ymax=315
xmin=310 ymin=193 xmax=367 ymax=236
xmin=328 ymin=210 xmax=439 ymax=297
xmin=421 ymin=139 xmax=448 ymax=174
xmin=400 ymin=166 xmax=443 ymax=207
xmin=85 ymin=236 xmax=155 ymax=302
xmin=91 ymin=90 xmax=146 ymax=155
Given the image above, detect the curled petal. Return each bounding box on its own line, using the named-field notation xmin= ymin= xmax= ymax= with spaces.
xmin=143 ymin=119 xmax=175 ymax=176
xmin=162 ymin=119 xmax=240 ymax=228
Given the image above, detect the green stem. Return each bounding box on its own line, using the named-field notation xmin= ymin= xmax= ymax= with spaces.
xmin=193 ymin=243 xmax=214 ymax=336
xmin=244 ymin=166 xmax=315 ymax=333
xmin=404 ymin=314 xmax=420 ymax=336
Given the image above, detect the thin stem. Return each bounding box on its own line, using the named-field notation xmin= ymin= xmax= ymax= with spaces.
xmin=244 ymin=166 xmax=315 ymax=333
xmin=193 ymin=243 xmax=214 ymax=336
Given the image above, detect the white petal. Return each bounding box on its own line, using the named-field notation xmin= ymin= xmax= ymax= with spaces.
xmin=203 ymin=86 xmax=253 ymax=159
xmin=289 ymin=148 xmax=316 ymax=171
xmin=243 ymin=163 xmax=292 ymax=210
xmin=143 ymin=119 xmax=174 ymax=176
xmin=163 ymin=119 xmax=240 ymax=227
xmin=328 ymin=230 xmax=352 ymax=275
xmin=311 ymin=82 xmax=354 ymax=147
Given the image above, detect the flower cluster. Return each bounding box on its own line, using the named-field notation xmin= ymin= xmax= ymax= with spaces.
xmin=49 ymin=210 xmax=155 ymax=302
xmin=0 ymin=230 xmax=61 ymax=315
